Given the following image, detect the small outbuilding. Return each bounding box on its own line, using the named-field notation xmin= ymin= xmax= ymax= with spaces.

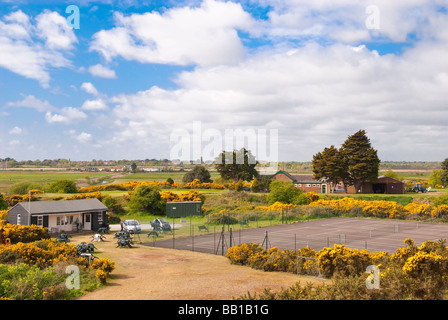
xmin=7 ymin=198 xmax=108 ymax=233
xmin=346 ymin=176 xmax=405 ymax=194
xmin=166 ymin=201 xmax=202 ymax=218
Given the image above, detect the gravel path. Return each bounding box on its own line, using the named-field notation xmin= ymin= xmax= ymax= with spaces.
xmin=74 ymin=233 xmax=324 ymax=300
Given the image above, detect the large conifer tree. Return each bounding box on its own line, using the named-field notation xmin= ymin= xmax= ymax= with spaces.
xmin=340 ymin=130 xmax=380 ymax=193
xmin=312 ymin=145 xmax=348 ymax=193
xmin=312 ymin=130 xmax=380 ymax=193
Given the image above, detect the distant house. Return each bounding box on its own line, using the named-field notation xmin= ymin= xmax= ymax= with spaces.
xmin=140 ymin=166 xmax=161 ymax=172
xmin=270 ymin=170 xmax=328 ymax=194
xmin=7 ymin=198 xmax=108 ymax=233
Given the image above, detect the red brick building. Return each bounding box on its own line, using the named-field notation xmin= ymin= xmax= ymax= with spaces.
xmin=346 ymin=176 xmax=405 ymax=194
xmin=268 ymin=171 xmax=404 ymax=194
xmin=270 ymin=170 xmax=327 ymax=194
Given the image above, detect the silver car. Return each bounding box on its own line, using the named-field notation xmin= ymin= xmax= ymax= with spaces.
xmin=123 ymin=219 xmax=141 ymax=233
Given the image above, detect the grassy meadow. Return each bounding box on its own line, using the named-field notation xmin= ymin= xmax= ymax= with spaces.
xmin=0 ymin=171 xmax=112 ymax=193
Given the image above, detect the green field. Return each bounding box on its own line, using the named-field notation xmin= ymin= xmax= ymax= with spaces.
xmin=0 ymin=169 xmax=444 ymax=200
xmin=115 ymin=171 xmax=221 ymax=182
xmin=0 ymin=171 xmax=112 ymax=193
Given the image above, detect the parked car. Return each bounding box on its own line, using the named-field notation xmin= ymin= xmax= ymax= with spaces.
xmin=123 ymin=219 xmax=141 ymax=233
xmin=151 ymin=218 xmax=171 ymax=231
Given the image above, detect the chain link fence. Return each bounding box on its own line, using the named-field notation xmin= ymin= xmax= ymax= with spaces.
xmin=140 ymin=216 xmax=444 ymax=255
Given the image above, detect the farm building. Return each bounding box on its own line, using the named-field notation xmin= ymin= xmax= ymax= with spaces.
xmin=346 ymin=176 xmax=405 ymax=194
xmin=266 ymin=171 xmax=404 ymax=195
xmin=7 ymin=198 xmax=108 ymax=233
xmin=269 ymin=170 xmax=328 ymax=193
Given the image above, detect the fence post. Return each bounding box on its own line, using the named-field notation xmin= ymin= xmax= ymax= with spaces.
xmin=229 ymin=228 xmax=233 ymax=248
xmin=192 ymin=226 xmax=194 ymax=252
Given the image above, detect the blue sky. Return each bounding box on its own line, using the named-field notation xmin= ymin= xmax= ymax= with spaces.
xmin=0 ymin=0 xmax=447 ymax=162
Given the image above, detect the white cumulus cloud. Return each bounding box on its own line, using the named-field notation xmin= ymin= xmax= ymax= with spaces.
xmin=81 ymin=98 xmax=108 ymax=111
xmin=45 ymin=107 xmax=87 ymax=124
xmin=8 ymin=126 xmax=23 ymax=135
xmin=90 ymin=0 xmax=257 ymax=67
xmin=88 ymin=64 xmax=117 ymax=79
xmin=76 ymin=132 xmax=92 ymax=143
xmin=0 ymin=10 xmax=77 ymax=87
xmin=80 ymin=82 xmax=99 ymax=96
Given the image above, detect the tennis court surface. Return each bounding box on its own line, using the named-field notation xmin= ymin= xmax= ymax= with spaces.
xmin=147 ymin=217 xmax=448 ymax=255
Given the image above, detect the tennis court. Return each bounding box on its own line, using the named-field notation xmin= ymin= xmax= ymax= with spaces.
xmin=148 ymin=217 xmax=448 ymax=255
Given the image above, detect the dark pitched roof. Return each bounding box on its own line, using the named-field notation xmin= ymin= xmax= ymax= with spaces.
xmin=14 ymin=198 xmax=107 ymax=215
xmin=377 ymin=176 xmax=404 ymax=184
xmin=271 ymin=170 xmax=323 ymax=183
xmin=290 ymin=174 xmax=322 ymax=183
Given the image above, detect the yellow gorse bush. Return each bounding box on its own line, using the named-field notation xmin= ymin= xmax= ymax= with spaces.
xmin=4 ymin=194 xmax=38 ymax=207
xmin=254 ymin=202 xmax=297 ymax=212
xmin=226 ymin=237 xmax=448 ymax=286
xmin=306 ymin=192 xmax=320 ymax=203
xmin=317 ymin=244 xmax=389 ymax=278
xmin=77 ymin=179 xmax=228 ymax=193
xmin=0 ymin=210 xmax=7 ymax=221
xmin=1 ymin=223 xmax=49 ymax=243
xmin=402 ymin=251 xmax=447 ymax=278
xmin=160 ymin=190 xmax=204 ymax=203
xmin=225 ymin=243 xmax=263 ymax=265
xmin=91 ymin=257 xmax=115 ymax=275
xmin=61 ymin=192 xmax=104 ymax=201
xmin=0 ymin=239 xmax=77 ymax=268
xmin=77 ymin=178 xmax=269 ymax=193
xmin=307 ymin=197 xmax=448 ymax=219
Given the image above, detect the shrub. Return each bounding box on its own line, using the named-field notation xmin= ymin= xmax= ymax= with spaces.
xmin=2 ymin=223 xmax=50 ymax=244
xmin=250 ymin=177 xmax=261 ymax=192
xmin=102 ymin=196 xmax=124 ymax=216
xmin=0 ymin=263 xmax=67 ymax=300
xmin=8 ymin=182 xmax=43 ymax=195
xmin=0 ymin=239 xmax=77 ymax=268
xmin=317 ymin=244 xmax=376 ymax=278
xmin=182 ymin=165 xmax=213 ymax=183
xmin=305 ymin=192 xmax=320 ymax=203
xmin=225 ymin=243 xmax=263 ymax=265
xmin=267 ymin=181 xmax=305 ymax=205
xmin=230 ymin=237 xmax=448 ymax=300
xmin=128 ymin=185 xmax=165 ymax=215
xmin=47 ymin=180 xmax=77 ymax=194
xmin=91 ymin=258 xmax=115 ymax=275
xmin=95 ymin=269 xmax=107 ymax=285
xmin=0 ymin=210 xmax=7 ymax=221
xmin=0 ymin=195 xmax=7 ymax=210
xmin=433 ymin=194 xmax=448 ymax=206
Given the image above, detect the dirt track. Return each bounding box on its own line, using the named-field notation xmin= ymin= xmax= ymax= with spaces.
xmin=75 ymin=233 xmax=324 ymax=300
